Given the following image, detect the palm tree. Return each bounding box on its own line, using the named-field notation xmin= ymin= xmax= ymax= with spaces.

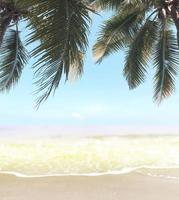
xmin=0 ymin=0 xmax=93 ymax=106
xmin=0 ymin=0 xmax=179 ymax=107
xmin=93 ymin=0 xmax=179 ymax=103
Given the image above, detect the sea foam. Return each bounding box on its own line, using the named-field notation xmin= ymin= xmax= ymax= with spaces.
xmin=0 ymin=136 xmax=179 ymax=179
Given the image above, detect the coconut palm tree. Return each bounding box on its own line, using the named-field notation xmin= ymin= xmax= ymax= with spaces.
xmin=0 ymin=0 xmax=93 ymax=106
xmin=93 ymin=0 xmax=179 ymax=102
xmin=0 ymin=0 xmax=179 ymax=107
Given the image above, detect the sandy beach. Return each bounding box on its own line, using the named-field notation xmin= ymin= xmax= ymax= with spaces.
xmin=0 ymin=173 xmax=179 ymax=200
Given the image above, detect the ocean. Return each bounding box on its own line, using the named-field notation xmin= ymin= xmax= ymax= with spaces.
xmin=0 ymin=136 xmax=179 ymax=179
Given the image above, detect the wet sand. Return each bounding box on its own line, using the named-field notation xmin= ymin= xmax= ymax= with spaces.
xmin=0 ymin=173 xmax=179 ymax=200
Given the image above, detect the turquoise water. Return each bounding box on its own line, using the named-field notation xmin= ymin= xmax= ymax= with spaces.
xmin=0 ymin=136 xmax=179 ymax=178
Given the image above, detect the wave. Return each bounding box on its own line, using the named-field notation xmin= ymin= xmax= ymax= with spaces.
xmin=1 ymin=166 xmax=179 ymax=182
xmin=1 ymin=136 xmax=179 ymax=180
xmin=0 ymin=167 xmax=139 ymax=178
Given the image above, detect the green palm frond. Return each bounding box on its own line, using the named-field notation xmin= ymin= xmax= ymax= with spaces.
xmin=0 ymin=27 xmax=29 ymax=91
xmin=124 ymin=20 xmax=158 ymax=89
xmin=93 ymin=0 xmax=179 ymax=103
xmin=0 ymin=0 xmax=28 ymax=45
xmin=94 ymin=0 xmax=152 ymax=10
xmin=26 ymin=0 xmax=91 ymax=106
xmin=0 ymin=0 xmax=178 ymax=106
xmin=153 ymin=22 xmax=179 ymax=103
xmin=93 ymin=0 xmax=124 ymax=10
xmin=0 ymin=16 xmax=12 ymax=45
xmin=93 ymin=7 xmax=145 ymax=63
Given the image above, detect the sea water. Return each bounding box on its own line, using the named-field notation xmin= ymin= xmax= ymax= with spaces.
xmin=0 ymin=136 xmax=179 ymax=179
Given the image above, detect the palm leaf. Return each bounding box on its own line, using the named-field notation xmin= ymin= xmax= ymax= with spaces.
xmin=93 ymin=7 xmax=146 ymax=63
xmin=0 ymin=27 xmax=29 ymax=91
xmin=94 ymin=0 xmax=152 ymax=10
xmin=124 ymin=20 xmax=158 ymax=89
xmin=153 ymin=22 xmax=179 ymax=103
xmin=0 ymin=16 xmax=12 ymax=45
xmin=0 ymin=0 xmax=29 ymax=45
xmin=26 ymin=0 xmax=91 ymax=106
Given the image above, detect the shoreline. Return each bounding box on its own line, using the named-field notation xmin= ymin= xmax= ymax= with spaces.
xmin=0 ymin=173 xmax=179 ymax=200
xmin=1 ymin=166 xmax=179 ymax=178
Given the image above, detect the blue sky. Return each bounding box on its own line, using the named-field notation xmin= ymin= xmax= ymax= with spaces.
xmin=0 ymin=13 xmax=178 ymax=136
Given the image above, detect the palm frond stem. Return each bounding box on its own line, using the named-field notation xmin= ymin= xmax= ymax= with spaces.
xmin=158 ymin=19 xmax=167 ymax=102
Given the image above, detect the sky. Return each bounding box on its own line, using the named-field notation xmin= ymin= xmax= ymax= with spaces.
xmin=0 ymin=13 xmax=178 ymax=136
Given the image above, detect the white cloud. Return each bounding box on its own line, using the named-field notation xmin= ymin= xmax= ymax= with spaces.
xmin=71 ymin=112 xmax=85 ymax=120
xmin=70 ymin=104 xmax=110 ymax=120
